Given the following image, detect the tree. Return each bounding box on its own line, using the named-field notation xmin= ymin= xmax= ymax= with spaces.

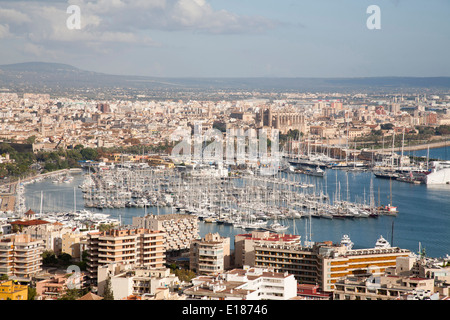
xmin=57 ymin=253 xmax=73 ymax=267
xmin=420 ymin=247 xmax=427 ymax=259
xmin=172 ymin=268 xmax=196 ymax=282
xmin=102 ymin=277 xmax=114 ymax=300
xmin=380 ymin=123 xmax=394 ymax=130
xmin=26 ymin=136 xmax=36 ymax=144
xmin=98 ymin=223 xmax=115 ymax=232
xmin=76 ymin=251 xmax=88 ymax=271
xmin=58 ymin=288 xmax=87 ymax=300
xmin=80 ymin=147 xmax=98 ymax=160
xmin=28 ymin=286 xmax=37 ymax=300
xmin=42 ymin=250 xmax=58 ymax=266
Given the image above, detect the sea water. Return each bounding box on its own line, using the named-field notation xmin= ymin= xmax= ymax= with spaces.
xmin=23 ymin=147 xmax=450 ymax=258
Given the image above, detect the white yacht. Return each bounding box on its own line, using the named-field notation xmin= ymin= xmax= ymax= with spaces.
xmin=375 ymin=235 xmax=391 ymax=248
xmin=425 ymin=161 xmax=450 ymax=184
xmin=265 ymin=220 xmax=289 ymax=233
xmin=340 ymin=234 xmax=354 ymax=250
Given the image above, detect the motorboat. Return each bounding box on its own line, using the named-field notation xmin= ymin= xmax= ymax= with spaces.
xmin=375 ymin=235 xmax=391 ymax=248
xmin=340 ymin=234 xmax=354 ymax=250
xmin=265 ymin=220 xmax=289 ymax=233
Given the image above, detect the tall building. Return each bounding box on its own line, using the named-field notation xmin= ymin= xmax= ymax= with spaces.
xmin=254 ymin=241 xmax=411 ymax=292
xmin=61 ymin=232 xmax=88 ymax=261
xmin=256 ymin=107 xmax=306 ymax=134
xmin=132 ymin=213 xmax=198 ymax=254
xmin=190 ymin=232 xmax=230 ymax=276
xmin=85 ymin=228 xmax=166 ymax=283
xmin=0 ymin=234 xmax=43 ymax=280
xmin=234 ymin=230 xmax=301 ymax=268
xmin=97 ymin=103 xmax=110 ymax=113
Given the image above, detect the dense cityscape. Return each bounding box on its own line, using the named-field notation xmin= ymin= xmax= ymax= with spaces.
xmin=0 ymin=1 xmax=449 ymax=315
xmin=0 ymin=80 xmax=449 ymax=304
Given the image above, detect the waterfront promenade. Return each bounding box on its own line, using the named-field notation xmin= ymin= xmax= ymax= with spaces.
xmin=0 ymin=168 xmax=82 ymax=213
xmin=379 ymin=139 xmax=449 ymax=153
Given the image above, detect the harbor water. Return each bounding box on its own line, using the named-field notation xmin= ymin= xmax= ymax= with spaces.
xmin=23 ymin=146 xmax=450 ymax=258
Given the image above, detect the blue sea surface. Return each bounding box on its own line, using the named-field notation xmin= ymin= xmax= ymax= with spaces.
xmin=398 ymin=145 xmax=450 ymax=161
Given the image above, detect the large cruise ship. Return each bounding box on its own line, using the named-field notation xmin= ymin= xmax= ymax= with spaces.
xmin=425 ymin=161 xmax=450 ymax=185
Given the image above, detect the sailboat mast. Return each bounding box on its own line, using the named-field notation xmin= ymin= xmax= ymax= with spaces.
xmin=40 ymin=190 xmax=43 ymax=215
xmin=401 ymin=128 xmax=405 ymax=169
xmin=391 ymin=221 xmax=394 ymax=247
xmin=391 ymin=131 xmax=395 ymax=169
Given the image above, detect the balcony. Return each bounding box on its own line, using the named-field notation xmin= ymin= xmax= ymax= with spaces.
xmin=98 ymin=241 xmax=137 ymax=247
xmin=98 ymin=247 xmax=137 ymax=253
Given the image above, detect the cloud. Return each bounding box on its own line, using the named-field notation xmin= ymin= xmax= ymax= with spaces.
xmin=0 ymin=24 xmax=11 ymax=38
xmin=0 ymin=0 xmax=276 ymax=51
xmin=0 ymin=8 xmax=31 ymax=25
xmin=0 ymin=0 xmax=277 ymax=73
xmin=68 ymin=0 xmax=276 ymax=34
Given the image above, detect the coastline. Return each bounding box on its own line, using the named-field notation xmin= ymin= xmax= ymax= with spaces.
xmin=378 ymin=139 xmax=450 ymax=153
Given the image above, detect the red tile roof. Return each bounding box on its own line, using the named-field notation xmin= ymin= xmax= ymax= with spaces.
xmin=10 ymin=219 xmax=50 ymax=226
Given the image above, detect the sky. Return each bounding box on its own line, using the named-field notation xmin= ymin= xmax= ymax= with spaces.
xmin=0 ymin=0 xmax=449 ymax=78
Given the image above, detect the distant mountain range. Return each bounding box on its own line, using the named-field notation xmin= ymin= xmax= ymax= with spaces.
xmin=1 ymin=62 xmax=450 ymax=96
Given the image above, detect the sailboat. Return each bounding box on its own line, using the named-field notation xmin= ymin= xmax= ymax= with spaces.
xmin=378 ymin=178 xmax=398 ymax=215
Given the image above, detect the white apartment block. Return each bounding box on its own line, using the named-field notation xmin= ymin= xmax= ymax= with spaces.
xmin=132 ymin=214 xmax=198 ymax=253
xmin=184 ymin=266 xmax=297 ymax=300
xmin=97 ymin=263 xmax=182 ymax=300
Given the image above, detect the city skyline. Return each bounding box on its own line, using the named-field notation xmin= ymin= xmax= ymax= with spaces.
xmin=0 ymin=0 xmax=449 ymax=78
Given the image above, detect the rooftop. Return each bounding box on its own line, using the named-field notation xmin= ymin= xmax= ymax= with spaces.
xmin=10 ymin=219 xmax=50 ymax=226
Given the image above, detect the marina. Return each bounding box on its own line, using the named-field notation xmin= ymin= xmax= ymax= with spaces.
xmin=14 ymin=146 xmax=450 ymax=258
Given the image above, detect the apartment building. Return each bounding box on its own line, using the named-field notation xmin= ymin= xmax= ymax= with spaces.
xmin=333 ymin=274 xmax=435 ymax=300
xmin=0 ymin=280 xmax=28 ymax=300
xmin=190 ymin=232 xmax=230 ymax=276
xmin=320 ymin=246 xmax=412 ymax=292
xmin=97 ymin=262 xmax=182 ymax=300
xmin=234 ymin=230 xmax=301 ymax=268
xmin=19 ymin=220 xmax=72 ymax=254
xmin=35 ymin=272 xmax=87 ymax=300
xmin=296 ymin=284 xmax=332 ymax=300
xmin=61 ymin=232 xmax=87 ymax=261
xmin=254 ymin=241 xmax=411 ymax=292
xmin=132 ymin=213 xmax=198 ymax=254
xmin=85 ymin=228 xmax=166 ymax=283
xmin=184 ymin=266 xmax=297 ymax=300
xmin=0 ymin=234 xmax=43 ymax=280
